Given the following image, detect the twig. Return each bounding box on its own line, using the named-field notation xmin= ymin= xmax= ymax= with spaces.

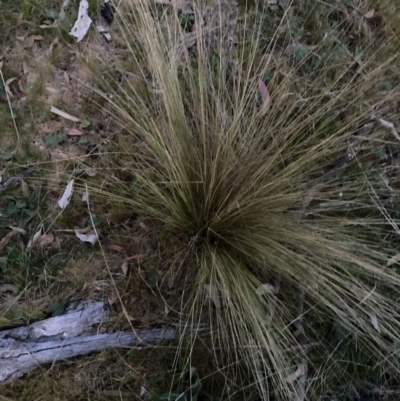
xmin=294 ymin=286 xmax=307 ymax=401
xmin=0 ymin=62 xmax=20 ymax=143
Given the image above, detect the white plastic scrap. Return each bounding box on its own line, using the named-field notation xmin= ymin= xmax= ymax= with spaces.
xmin=70 ymin=0 xmax=92 ymax=42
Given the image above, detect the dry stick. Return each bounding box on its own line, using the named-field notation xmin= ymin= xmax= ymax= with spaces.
xmin=0 ymin=64 xmax=20 ymax=143
xmin=294 ymin=287 xmax=307 ymax=401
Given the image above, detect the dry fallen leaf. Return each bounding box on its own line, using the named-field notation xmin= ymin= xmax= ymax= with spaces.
xmin=387 ymin=254 xmax=400 ymax=266
xmin=108 ymin=291 xmax=118 ymax=306
xmin=109 ymin=244 xmax=126 ymax=253
xmin=81 ymin=190 xmax=89 ymax=202
xmin=258 ymin=80 xmax=270 ymax=116
xmin=20 ymin=180 xmax=30 ymax=198
xmin=26 ymin=228 xmax=43 ymax=250
xmin=0 ymin=284 xmax=18 ymax=293
xmin=40 ymin=23 xmax=57 ymax=29
xmin=379 ymin=119 xmax=400 ymax=141
xmin=18 ymin=69 xmax=39 ymax=94
xmin=369 ymin=310 xmax=380 ymax=333
xmin=44 ymin=84 xmax=59 ymax=96
xmin=75 ymin=229 xmax=99 ymax=245
xmin=124 ymin=254 xmax=146 ymax=262
xmin=256 ymin=283 xmax=275 ymax=296
xmin=364 ymin=9 xmax=375 ymax=19
xmin=24 ymin=35 xmax=44 ymax=48
xmin=52 ymin=235 xmax=61 ymax=249
xmin=51 ymin=106 xmax=81 ymax=123
xmin=121 ymin=261 xmax=128 ymax=276
xmin=48 ymin=37 xmax=60 ymax=54
xmin=204 ymin=284 xmax=221 ymax=309
xmin=58 ymin=179 xmax=74 ymax=209
xmin=139 ymin=221 xmax=150 ymax=232
xmin=5 ymin=78 xmax=16 ymax=98
xmin=63 ymin=71 xmax=70 ymax=84
xmin=37 ymin=233 xmax=55 ymax=249
xmin=0 ymin=228 xmax=26 ymax=252
xmin=65 ymin=127 xmax=84 ymax=136
xmin=152 ymin=0 xmax=192 ymax=10
xmin=22 ymin=62 xmax=29 ymax=74
xmin=0 ymin=230 xmax=19 ymax=253
xmin=140 ymin=386 xmax=148 ymax=397
xmin=285 ymin=364 xmax=304 ymax=384
xmin=9 ymin=226 xmax=27 ymax=235
xmin=85 ymin=167 xmax=97 ymax=177
xmin=59 ymin=0 xmax=72 ymax=21
xmin=96 ymin=24 xmax=112 ymax=42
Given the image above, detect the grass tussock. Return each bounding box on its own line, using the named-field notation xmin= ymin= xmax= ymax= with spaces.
xmin=1 ymin=0 xmax=400 ymax=399
xmin=79 ymin=0 xmax=400 ymax=398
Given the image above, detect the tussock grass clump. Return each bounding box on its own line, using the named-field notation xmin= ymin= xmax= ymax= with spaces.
xmin=85 ymin=1 xmax=400 ymax=399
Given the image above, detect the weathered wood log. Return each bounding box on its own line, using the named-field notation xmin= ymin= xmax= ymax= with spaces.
xmin=0 ymin=300 xmax=175 ymax=383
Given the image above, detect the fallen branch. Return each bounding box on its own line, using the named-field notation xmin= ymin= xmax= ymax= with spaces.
xmin=0 ymin=300 xmax=175 ymax=383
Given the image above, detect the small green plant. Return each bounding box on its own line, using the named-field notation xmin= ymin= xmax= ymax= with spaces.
xmin=80 ymin=119 xmax=91 ymax=129
xmin=44 ymin=132 xmax=67 ymax=148
xmin=0 ymin=186 xmax=40 ymax=226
